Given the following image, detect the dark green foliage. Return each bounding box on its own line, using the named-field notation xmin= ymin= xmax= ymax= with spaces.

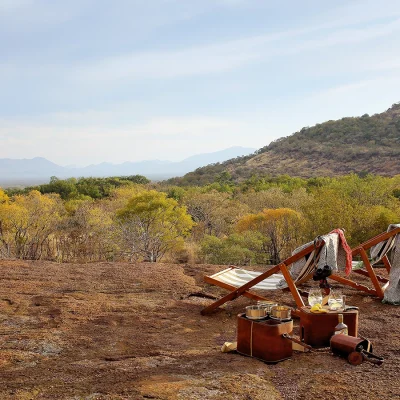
xmin=12 ymin=175 xmax=150 ymax=200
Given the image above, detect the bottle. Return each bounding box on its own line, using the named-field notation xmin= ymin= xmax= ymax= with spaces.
xmin=333 ymin=314 xmax=348 ymax=335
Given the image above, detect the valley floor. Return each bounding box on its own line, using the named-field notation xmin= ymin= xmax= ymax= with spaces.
xmin=0 ymin=260 xmax=399 ymax=399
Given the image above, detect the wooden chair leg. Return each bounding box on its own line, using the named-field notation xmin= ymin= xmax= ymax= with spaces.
xmin=279 ymin=263 xmax=305 ymax=309
xmin=360 ymin=248 xmax=385 ymax=298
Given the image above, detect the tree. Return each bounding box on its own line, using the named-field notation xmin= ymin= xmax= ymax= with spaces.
xmin=200 ymin=231 xmax=266 ymax=266
xmin=184 ymin=190 xmax=248 ymax=239
xmin=236 ymin=208 xmax=305 ymax=264
xmin=301 ymin=187 xmax=354 ymax=241
xmin=117 ymin=191 xmax=193 ymax=262
xmin=237 ymin=187 xmax=311 ymax=213
xmin=0 ymin=188 xmax=9 ymax=204
xmin=39 ymin=177 xmax=78 ymax=200
xmin=0 ymin=190 xmax=64 ymax=259
xmin=119 ymin=175 xmax=150 ymax=184
xmin=55 ymin=199 xmax=116 ymax=262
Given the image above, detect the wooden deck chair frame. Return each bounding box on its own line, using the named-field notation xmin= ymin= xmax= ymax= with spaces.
xmin=329 ymin=227 xmax=400 ymax=298
xmin=201 ymin=241 xmax=324 ymax=315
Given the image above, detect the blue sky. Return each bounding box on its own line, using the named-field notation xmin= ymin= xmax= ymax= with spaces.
xmin=1 ymin=0 xmax=400 ymax=166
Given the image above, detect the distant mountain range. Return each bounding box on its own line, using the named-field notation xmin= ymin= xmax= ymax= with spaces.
xmin=0 ymin=146 xmax=256 ymax=187
xmin=169 ymin=102 xmax=400 ymax=185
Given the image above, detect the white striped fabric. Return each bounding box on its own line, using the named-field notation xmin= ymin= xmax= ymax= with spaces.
xmin=210 ymin=268 xmax=285 ymax=290
xmin=209 ymin=248 xmax=318 ymax=291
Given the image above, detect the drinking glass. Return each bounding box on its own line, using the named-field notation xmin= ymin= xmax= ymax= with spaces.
xmin=328 ymin=290 xmax=345 ymax=311
xmin=308 ymin=288 xmax=323 ymax=307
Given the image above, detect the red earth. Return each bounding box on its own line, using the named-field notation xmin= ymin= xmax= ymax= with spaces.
xmin=0 ymin=260 xmax=399 ymax=399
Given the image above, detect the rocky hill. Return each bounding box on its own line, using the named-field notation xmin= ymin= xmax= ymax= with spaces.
xmin=170 ymin=102 xmax=400 ymax=185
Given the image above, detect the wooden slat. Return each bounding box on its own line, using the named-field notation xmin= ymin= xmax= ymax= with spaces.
xmin=328 ymin=274 xmax=377 ymax=296
xmin=352 ymin=227 xmax=400 ymax=253
xmin=353 ymin=268 xmax=389 ymax=284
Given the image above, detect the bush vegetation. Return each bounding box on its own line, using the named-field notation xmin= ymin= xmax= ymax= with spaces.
xmin=1 ymin=173 xmax=399 ymax=265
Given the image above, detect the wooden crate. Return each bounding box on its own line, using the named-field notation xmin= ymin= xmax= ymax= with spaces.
xmin=299 ymin=307 xmax=358 ymax=348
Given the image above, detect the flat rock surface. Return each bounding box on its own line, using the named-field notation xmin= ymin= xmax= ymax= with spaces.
xmin=0 ymin=260 xmax=399 ymax=399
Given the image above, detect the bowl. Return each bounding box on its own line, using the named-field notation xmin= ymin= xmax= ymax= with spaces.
xmin=270 ymin=305 xmax=291 ymax=321
xmin=245 ymin=305 xmax=268 ymax=320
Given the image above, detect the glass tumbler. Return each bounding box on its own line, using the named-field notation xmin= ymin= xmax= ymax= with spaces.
xmin=308 ymin=288 xmax=323 ymax=307
xmin=328 ymin=290 xmax=345 ymax=311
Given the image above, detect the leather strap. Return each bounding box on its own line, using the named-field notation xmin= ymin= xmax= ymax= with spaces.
xmin=250 ymin=321 xmax=254 ymax=357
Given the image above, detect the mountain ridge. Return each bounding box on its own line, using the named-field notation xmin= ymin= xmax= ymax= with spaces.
xmin=168 ymin=102 xmax=400 ymax=185
xmin=0 ymin=146 xmax=256 ymax=187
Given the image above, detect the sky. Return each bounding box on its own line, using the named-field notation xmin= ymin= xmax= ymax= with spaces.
xmin=1 ymin=0 xmax=400 ymax=166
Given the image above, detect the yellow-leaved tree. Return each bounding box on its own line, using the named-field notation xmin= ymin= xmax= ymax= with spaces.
xmin=116 ymin=190 xmax=194 ymax=262
xmin=236 ymin=208 xmax=305 ymax=264
xmin=0 ymin=190 xmax=63 ymax=259
xmin=0 ymin=188 xmax=8 ymax=204
xmin=56 ymin=198 xmax=115 ymax=262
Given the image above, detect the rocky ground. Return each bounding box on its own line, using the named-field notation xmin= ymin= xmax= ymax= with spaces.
xmin=0 ymin=260 xmax=399 ymax=400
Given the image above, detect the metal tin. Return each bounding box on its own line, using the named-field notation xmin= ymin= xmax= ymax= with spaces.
xmin=245 ymin=305 xmax=268 ymax=320
xmin=270 ymin=305 xmax=291 ymax=321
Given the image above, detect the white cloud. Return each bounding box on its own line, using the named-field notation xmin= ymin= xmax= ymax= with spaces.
xmin=2 ymin=1 xmax=400 ymax=87
xmin=0 ymin=0 xmax=33 ymax=13
xmin=285 ymin=18 xmax=400 ymax=55
xmin=326 ymin=0 xmax=400 ymax=26
xmin=70 ymin=12 xmax=400 ymax=83
xmin=75 ymin=44 xmax=260 ymax=83
xmin=315 ymin=75 xmax=400 ymax=98
xmin=0 ymin=0 xmax=93 ymax=32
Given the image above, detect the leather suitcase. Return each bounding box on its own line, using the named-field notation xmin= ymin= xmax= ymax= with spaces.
xmin=237 ymin=313 xmax=293 ymax=363
xmin=299 ymin=307 xmax=358 ymax=348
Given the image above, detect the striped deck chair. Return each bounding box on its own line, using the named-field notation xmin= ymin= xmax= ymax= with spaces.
xmin=329 ymin=224 xmax=400 ymax=299
xmin=201 ymin=229 xmax=350 ymax=315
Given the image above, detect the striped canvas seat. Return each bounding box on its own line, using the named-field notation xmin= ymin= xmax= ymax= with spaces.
xmin=209 ymin=268 xmax=285 ymax=291
xmin=201 ymin=230 xmax=352 ymax=315
xmin=208 ymin=248 xmax=317 ymax=291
